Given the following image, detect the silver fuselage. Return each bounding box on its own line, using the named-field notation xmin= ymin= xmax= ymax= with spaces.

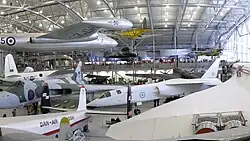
xmin=0 ymin=33 xmax=118 ymax=52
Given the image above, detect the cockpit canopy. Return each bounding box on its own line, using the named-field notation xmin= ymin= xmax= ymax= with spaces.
xmin=99 ymin=91 xmax=111 ymax=99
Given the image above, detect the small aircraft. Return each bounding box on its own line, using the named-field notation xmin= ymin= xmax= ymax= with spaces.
xmin=111 ymin=18 xmax=161 ymax=40
xmin=87 ymin=58 xmax=222 ymax=108
xmin=0 ymin=85 xmax=126 ymax=139
xmin=106 ymin=64 xmax=250 ymax=141
xmin=0 ymin=17 xmax=133 ymax=52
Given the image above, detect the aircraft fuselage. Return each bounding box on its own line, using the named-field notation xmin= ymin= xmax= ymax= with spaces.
xmin=0 ymin=33 xmax=117 ymax=52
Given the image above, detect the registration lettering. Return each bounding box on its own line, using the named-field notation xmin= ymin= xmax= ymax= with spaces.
xmin=40 ymin=119 xmax=58 ymax=127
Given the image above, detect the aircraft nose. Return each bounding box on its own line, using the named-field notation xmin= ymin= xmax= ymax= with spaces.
xmin=128 ymin=21 xmax=133 ymax=28
xmin=110 ymin=38 xmax=118 ymax=47
xmin=0 ymin=91 xmax=21 ymax=108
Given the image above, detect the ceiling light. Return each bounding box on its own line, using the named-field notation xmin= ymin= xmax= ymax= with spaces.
xmin=134 ymin=7 xmax=138 ymax=10
xmin=2 ymin=0 xmax=6 ymax=4
xmin=166 ymin=5 xmax=170 ymax=8
xmin=39 ymin=10 xmax=43 ymax=14
xmin=190 ymin=17 xmax=193 ymax=20
xmin=137 ymin=0 xmax=140 ymax=3
xmin=165 ymin=12 xmax=168 ymax=15
xmin=139 ymin=19 xmax=143 ymax=22
xmin=97 ymin=0 xmax=101 ymax=5
xmin=197 ymin=6 xmax=200 ymax=8
xmin=165 ymin=18 xmax=168 ymax=21
xmin=0 ymin=11 xmax=4 ymax=15
xmin=220 ymin=12 xmax=224 ymax=16
xmin=137 ymin=13 xmax=141 ymax=16
xmin=15 ymin=15 xmax=19 ymax=19
xmin=110 ymin=15 xmax=114 ymax=18
xmin=164 ymin=24 xmax=168 ymax=27
xmin=28 ymin=21 xmax=31 ymax=23
xmin=61 ymin=20 xmax=65 ymax=24
xmin=227 ymin=8 xmax=231 ymax=11
xmin=39 ymin=23 xmax=42 ymax=27
xmin=48 ymin=27 xmax=52 ymax=31
xmin=188 ymin=23 xmax=191 ymax=27
xmin=104 ymin=9 xmax=107 ymax=12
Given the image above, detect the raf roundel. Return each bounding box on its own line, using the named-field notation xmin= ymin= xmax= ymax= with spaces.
xmin=139 ymin=92 xmax=146 ymax=98
xmin=6 ymin=37 xmax=16 ymax=46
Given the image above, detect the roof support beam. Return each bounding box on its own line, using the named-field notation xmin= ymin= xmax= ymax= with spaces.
xmin=55 ymin=0 xmax=85 ymax=21
xmin=203 ymin=0 xmax=228 ymax=32
xmin=101 ymin=0 xmax=116 ymax=17
xmin=176 ymin=0 xmax=189 ymax=33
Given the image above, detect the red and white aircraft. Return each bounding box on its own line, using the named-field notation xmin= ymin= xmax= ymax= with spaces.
xmin=0 ymin=86 xmax=126 ymax=139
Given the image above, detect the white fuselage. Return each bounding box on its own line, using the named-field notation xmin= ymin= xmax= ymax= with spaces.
xmin=0 ymin=33 xmax=117 ymax=52
xmin=0 ymin=111 xmax=90 ymax=137
xmin=87 ymin=78 xmax=222 ymax=107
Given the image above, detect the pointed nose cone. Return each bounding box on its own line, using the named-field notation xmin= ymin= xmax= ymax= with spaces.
xmin=0 ymin=91 xmax=21 ymax=108
xmin=128 ymin=21 xmax=133 ymax=29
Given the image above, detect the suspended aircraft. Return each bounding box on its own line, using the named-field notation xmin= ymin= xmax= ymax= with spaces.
xmin=0 ymin=17 xmax=133 ymax=52
xmin=87 ymin=58 xmax=222 ymax=108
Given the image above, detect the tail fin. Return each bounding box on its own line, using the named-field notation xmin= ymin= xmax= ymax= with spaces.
xmin=4 ymin=54 xmax=18 ymax=77
xmin=142 ymin=17 xmax=147 ymax=29
xmin=77 ymin=85 xmax=87 ymax=111
xmin=72 ymin=61 xmax=85 ymax=84
xmin=201 ymin=58 xmax=221 ymax=79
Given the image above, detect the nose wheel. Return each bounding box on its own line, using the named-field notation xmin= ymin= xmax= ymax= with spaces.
xmin=134 ymin=109 xmax=141 ymax=115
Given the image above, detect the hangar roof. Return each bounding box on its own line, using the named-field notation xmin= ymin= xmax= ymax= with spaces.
xmin=0 ymin=0 xmax=249 ymax=49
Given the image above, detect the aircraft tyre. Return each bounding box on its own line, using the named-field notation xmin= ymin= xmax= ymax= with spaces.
xmin=134 ymin=109 xmax=141 ymax=115
xmin=83 ymin=124 xmax=89 ymax=132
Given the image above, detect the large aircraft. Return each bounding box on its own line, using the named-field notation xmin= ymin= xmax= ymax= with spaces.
xmin=0 ymin=86 xmax=126 ymax=139
xmin=106 ymin=63 xmax=250 ymax=141
xmin=0 ymin=17 xmax=133 ymax=52
xmin=0 ymin=60 xmax=125 ymax=109
xmin=1 ymin=54 xmax=58 ymax=83
xmin=87 ymin=58 xmax=222 ymax=107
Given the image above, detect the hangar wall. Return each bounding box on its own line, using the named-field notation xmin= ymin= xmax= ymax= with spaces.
xmin=223 ymin=19 xmax=250 ymax=62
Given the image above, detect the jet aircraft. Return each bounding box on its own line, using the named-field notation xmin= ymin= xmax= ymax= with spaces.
xmin=87 ymin=58 xmax=222 ymax=107
xmin=0 ymin=17 xmax=133 ymax=52
xmin=106 ymin=63 xmax=250 ymax=141
xmin=0 ymin=86 xmax=126 ymax=139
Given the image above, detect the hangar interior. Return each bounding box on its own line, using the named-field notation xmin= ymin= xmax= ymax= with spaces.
xmin=0 ymin=0 xmax=249 ymax=141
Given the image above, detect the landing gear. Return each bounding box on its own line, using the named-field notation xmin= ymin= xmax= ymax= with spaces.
xmin=134 ymin=109 xmax=141 ymax=115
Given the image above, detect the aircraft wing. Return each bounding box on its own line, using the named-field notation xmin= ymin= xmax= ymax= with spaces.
xmin=135 ymin=34 xmax=163 ymax=40
xmin=41 ymin=106 xmax=126 ymax=115
xmin=165 ymin=79 xmax=208 ymax=86
xmin=37 ymin=22 xmax=99 ymax=39
xmin=125 ymin=73 xmax=180 ymax=80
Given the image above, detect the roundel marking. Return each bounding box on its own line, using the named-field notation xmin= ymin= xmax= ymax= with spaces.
xmin=139 ymin=92 xmax=146 ymax=98
xmin=28 ymin=89 xmax=35 ymax=101
xmin=6 ymin=36 xmax=16 ymax=46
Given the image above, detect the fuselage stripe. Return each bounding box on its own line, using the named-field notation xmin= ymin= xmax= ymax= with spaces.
xmin=42 ymin=116 xmax=91 ymax=136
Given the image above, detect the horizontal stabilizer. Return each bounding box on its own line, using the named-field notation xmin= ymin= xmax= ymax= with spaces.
xmin=41 ymin=106 xmax=72 ymax=112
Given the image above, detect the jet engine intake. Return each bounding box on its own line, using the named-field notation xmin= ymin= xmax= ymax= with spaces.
xmin=195 ymin=121 xmax=218 ymax=134
xmin=224 ymin=120 xmax=243 ymax=130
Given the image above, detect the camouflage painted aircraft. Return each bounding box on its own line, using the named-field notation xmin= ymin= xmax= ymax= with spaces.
xmin=0 ymin=59 xmax=125 ymax=109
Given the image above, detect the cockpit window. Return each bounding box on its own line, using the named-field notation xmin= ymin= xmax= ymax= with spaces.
xmin=99 ymin=92 xmax=111 ymax=99
xmin=116 ymin=90 xmax=122 ymax=94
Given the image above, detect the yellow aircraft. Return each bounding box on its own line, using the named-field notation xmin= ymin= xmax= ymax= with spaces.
xmin=115 ymin=18 xmax=160 ymax=40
